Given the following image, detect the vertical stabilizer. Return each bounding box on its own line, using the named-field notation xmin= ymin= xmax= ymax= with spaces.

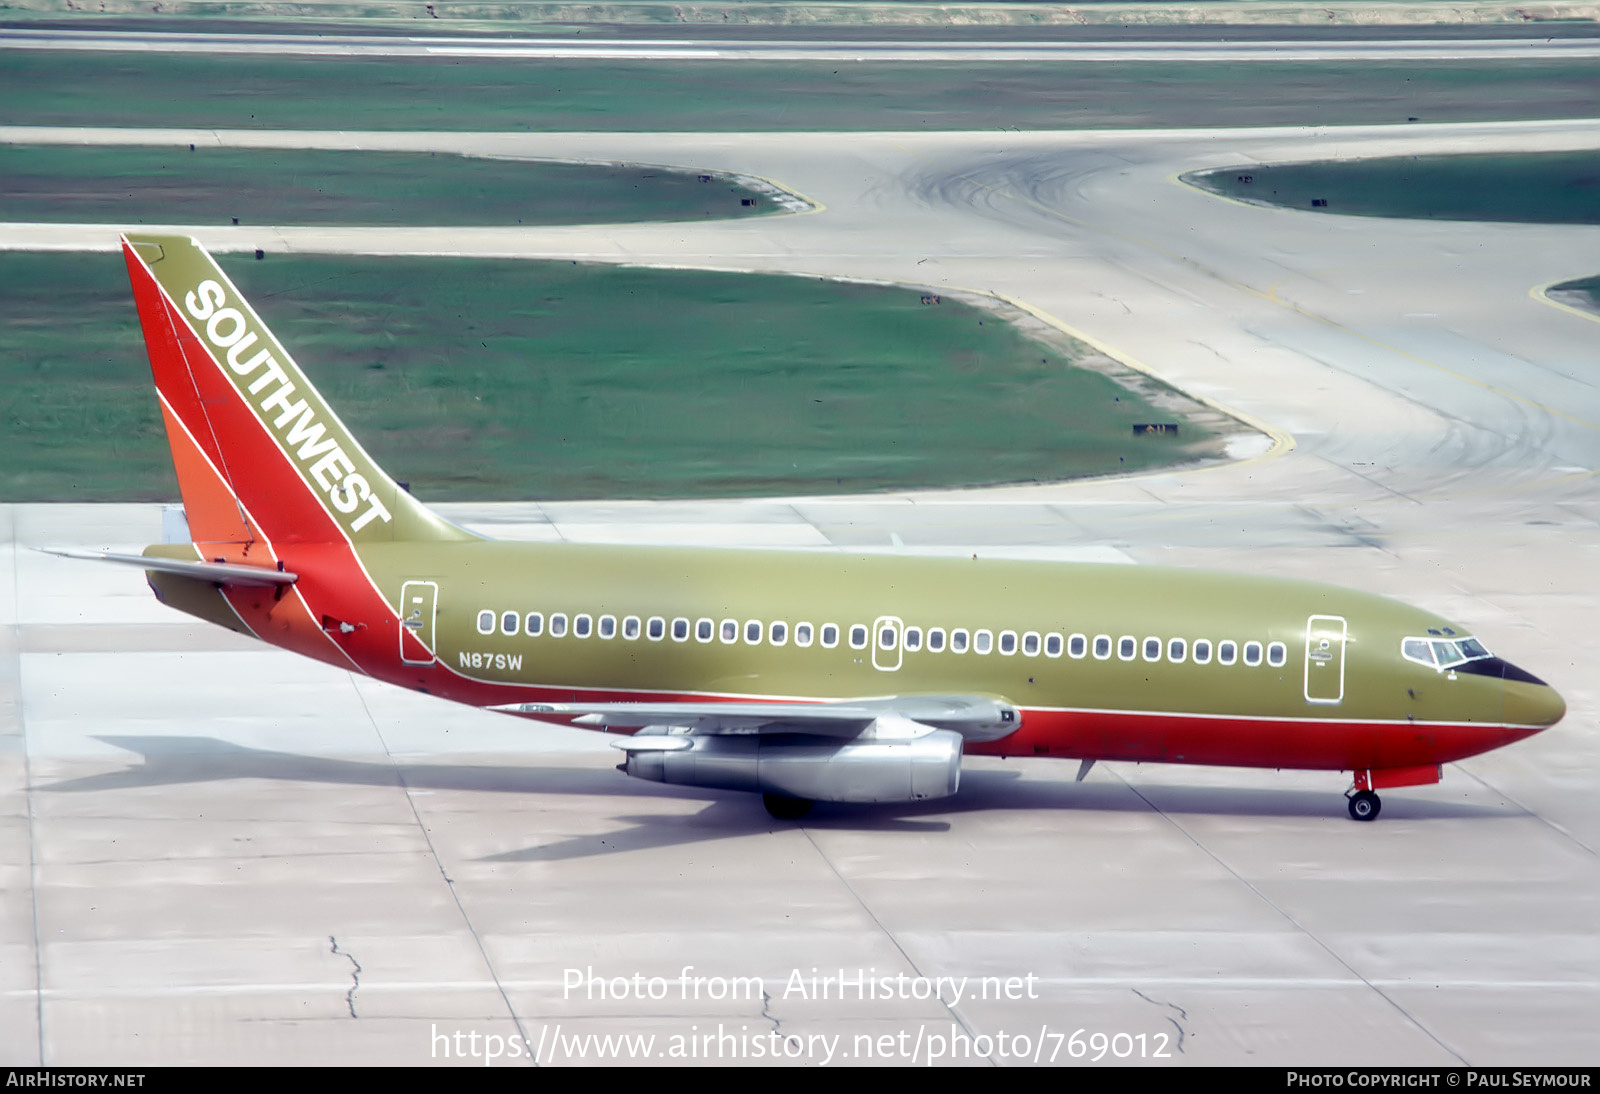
xmin=122 ymin=234 xmax=474 ymax=547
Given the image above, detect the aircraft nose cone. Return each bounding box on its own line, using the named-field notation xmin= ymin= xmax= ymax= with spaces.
xmin=1504 ymin=676 xmax=1566 ymax=730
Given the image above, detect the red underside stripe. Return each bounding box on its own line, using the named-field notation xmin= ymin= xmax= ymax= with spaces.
xmin=351 ymin=669 xmax=1541 ymax=773
xmin=963 ymin=707 xmax=1540 ymax=770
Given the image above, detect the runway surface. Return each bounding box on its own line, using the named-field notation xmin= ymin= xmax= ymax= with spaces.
xmin=10 ymin=27 xmax=1600 ymax=60
xmin=3 ymin=119 xmax=1599 ymax=1065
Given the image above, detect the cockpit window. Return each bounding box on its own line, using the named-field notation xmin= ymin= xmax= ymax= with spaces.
xmin=1402 ymin=638 xmax=1432 ymax=666
xmin=1402 ymin=634 xmax=1492 ymax=670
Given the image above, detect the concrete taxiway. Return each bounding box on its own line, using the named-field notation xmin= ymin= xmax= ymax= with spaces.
xmin=2 ymin=119 xmax=1598 ymax=1065
xmin=10 ymin=27 xmax=1600 ymax=61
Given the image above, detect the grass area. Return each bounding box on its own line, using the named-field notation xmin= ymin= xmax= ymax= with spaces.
xmin=5 ymin=52 xmax=1600 ymax=131
xmin=1546 ymin=274 xmax=1600 ymax=316
xmin=1184 ymin=152 xmax=1600 ymax=225
xmin=0 ymin=253 xmax=1211 ymax=502
xmin=0 ymin=145 xmax=775 ymax=226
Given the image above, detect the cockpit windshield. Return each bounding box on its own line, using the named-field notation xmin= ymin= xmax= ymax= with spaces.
xmin=1402 ymin=635 xmax=1491 ymax=670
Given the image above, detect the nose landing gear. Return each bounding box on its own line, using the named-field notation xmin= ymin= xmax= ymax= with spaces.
xmin=1344 ymin=765 xmax=1440 ymax=821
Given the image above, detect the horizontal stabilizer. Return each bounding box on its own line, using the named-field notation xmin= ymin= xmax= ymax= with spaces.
xmin=41 ymin=548 xmax=298 ymax=588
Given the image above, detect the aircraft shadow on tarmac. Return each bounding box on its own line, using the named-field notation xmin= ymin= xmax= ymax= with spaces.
xmin=33 ymin=735 xmax=1523 ymax=862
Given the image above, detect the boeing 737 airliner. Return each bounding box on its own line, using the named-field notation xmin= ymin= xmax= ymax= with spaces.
xmin=78 ymin=233 xmax=1564 ymax=821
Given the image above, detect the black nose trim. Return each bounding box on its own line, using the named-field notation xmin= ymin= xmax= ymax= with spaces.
xmin=1453 ymin=657 xmax=1547 ymax=686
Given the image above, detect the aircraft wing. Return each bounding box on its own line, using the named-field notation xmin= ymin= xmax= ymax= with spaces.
xmin=491 ymin=694 xmax=1019 ymax=743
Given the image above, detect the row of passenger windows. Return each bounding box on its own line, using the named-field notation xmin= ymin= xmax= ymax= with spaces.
xmin=474 ymin=609 xmax=1288 ymax=667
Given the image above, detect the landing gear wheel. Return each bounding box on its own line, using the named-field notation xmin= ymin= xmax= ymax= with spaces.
xmin=763 ymin=794 xmax=813 ymax=820
xmin=1347 ymin=790 xmax=1381 ymax=822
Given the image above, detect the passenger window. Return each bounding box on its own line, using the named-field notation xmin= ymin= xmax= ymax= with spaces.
xmin=671 ymin=617 xmax=689 ymax=641
xmin=1143 ymin=637 xmax=1161 ymax=662
xmin=877 ymin=625 xmax=896 ymax=650
xmin=951 ymin=629 xmax=970 ymax=654
xmin=849 ymin=625 xmax=868 ymax=650
xmin=696 ymin=618 xmax=714 ymax=642
xmin=1001 ymin=631 xmax=1020 ymax=655
xmin=974 ymin=629 xmax=994 ymax=654
xmin=1244 ymin=641 xmax=1263 ymax=666
xmin=1193 ymin=639 xmax=1212 ymax=664
xmin=927 ymin=628 xmax=946 ymax=652
xmin=904 ymin=626 xmax=923 ymax=652
xmin=1168 ymin=637 xmax=1186 ymax=663
xmin=1045 ymin=633 xmax=1064 ymax=658
xmin=1022 ymin=632 xmax=1039 ymax=656
xmin=721 ymin=619 xmax=739 ymax=644
xmin=574 ymin=614 xmax=593 ymax=639
xmin=821 ymin=624 xmax=839 ymax=649
xmin=1093 ymin=634 xmax=1112 ymax=660
xmin=525 ymin=612 xmax=544 ymax=637
xmin=501 ymin=611 xmax=519 ymax=637
xmin=550 ymin=613 xmax=569 ymax=638
xmin=770 ymin=621 xmax=788 ymax=646
xmin=746 ymin=620 xmax=763 ymax=645
xmin=647 ymin=616 xmax=665 ymax=641
xmin=1218 ymin=640 xmax=1237 ymax=665
xmin=1068 ymin=634 xmax=1086 ymax=659
xmin=795 ymin=622 xmax=814 ymax=647
xmin=1118 ymin=636 xmax=1136 ymax=661
xmin=623 ymin=616 xmax=641 ymax=640
xmin=598 ymin=615 xmax=616 ymax=639
xmin=1267 ymin=642 xmax=1286 ymax=667
xmin=476 ymin=610 xmax=495 ymax=635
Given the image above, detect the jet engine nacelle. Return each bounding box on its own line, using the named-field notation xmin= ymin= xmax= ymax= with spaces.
xmin=618 ymin=726 xmax=964 ymax=804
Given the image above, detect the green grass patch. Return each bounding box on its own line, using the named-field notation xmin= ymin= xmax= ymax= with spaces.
xmin=0 ymin=144 xmax=775 ymax=226
xmin=0 ymin=252 xmax=1213 ymax=502
xmin=4 ymin=52 xmax=1599 ymax=131
xmin=1185 ymin=152 xmax=1600 ymax=225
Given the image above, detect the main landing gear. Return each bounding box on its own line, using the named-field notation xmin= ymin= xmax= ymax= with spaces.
xmin=1346 ymin=789 xmax=1381 ymax=822
xmin=763 ymin=794 xmax=814 ymax=820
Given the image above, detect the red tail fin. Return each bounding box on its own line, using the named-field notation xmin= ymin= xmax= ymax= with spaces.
xmin=122 ymin=234 xmax=472 ymax=549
